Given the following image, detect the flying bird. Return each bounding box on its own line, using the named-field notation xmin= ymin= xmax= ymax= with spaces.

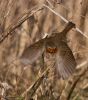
xmin=19 ymin=22 xmax=77 ymax=79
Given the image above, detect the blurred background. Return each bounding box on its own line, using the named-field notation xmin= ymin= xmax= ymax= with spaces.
xmin=0 ymin=0 xmax=88 ymax=100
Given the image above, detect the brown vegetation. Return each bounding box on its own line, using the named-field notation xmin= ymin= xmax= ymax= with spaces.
xmin=0 ymin=0 xmax=88 ymax=100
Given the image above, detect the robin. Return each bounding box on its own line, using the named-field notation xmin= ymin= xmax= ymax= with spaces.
xmin=19 ymin=22 xmax=76 ymax=79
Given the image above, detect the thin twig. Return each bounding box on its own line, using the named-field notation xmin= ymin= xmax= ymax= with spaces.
xmin=0 ymin=5 xmax=43 ymax=44
xmin=43 ymin=4 xmax=69 ymax=23
xmin=67 ymin=67 xmax=88 ymax=100
xmin=1 ymin=3 xmax=88 ymax=44
xmin=46 ymin=0 xmax=54 ymax=8
xmin=59 ymin=67 xmax=88 ymax=100
xmin=21 ymin=66 xmax=50 ymax=99
xmin=43 ymin=4 xmax=88 ymax=39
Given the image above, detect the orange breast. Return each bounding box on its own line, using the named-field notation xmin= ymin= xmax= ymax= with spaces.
xmin=46 ymin=47 xmax=57 ymax=53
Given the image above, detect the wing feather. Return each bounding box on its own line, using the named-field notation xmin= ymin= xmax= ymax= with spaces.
xmin=56 ymin=42 xmax=76 ymax=79
xmin=19 ymin=39 xmax=45 ymax=65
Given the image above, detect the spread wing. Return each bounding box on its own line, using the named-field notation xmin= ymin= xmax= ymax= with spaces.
xmin=19 ymin=39 xmax=45 ymax=65
xmin=56 ymin=42 xmax=76 ymax=79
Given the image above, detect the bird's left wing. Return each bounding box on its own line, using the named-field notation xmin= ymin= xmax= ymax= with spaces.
xmin=55 ymin=42 xmax=76 ymax=79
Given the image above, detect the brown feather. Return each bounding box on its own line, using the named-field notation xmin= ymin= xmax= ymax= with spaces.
xmin=19 ymin=39 xmax=45 ymax=65
xmin=56 ymin=42 xmax=76 ymax=79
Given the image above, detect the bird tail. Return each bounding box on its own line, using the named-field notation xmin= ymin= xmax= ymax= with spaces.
xmin=62 ymin=21 xmax=75 ymax=37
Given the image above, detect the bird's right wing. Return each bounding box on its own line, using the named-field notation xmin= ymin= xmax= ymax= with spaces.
xmin=19 ymin=39 xmax=46 ymax=65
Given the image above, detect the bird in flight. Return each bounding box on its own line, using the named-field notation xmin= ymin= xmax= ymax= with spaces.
xmin=19 ymin=22 xmax=77 ymax=79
